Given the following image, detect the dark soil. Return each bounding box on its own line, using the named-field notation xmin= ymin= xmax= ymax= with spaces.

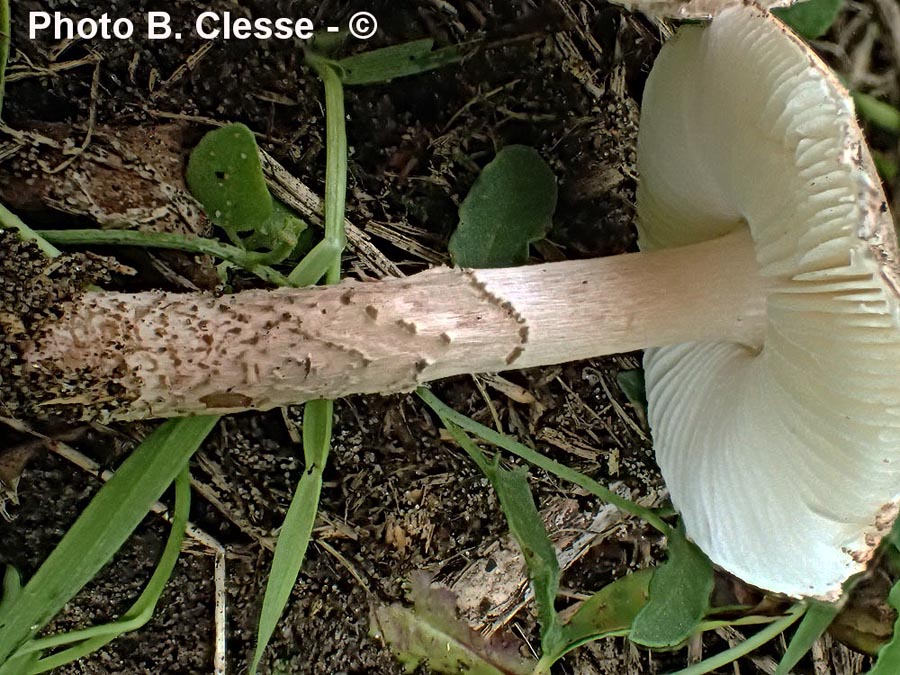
xmin=1 ymin=1 xmax=898 ymax=674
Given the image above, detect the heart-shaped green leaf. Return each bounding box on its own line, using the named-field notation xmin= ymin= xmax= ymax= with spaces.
xmin=450 ymin=145 xmax=557 ymax=268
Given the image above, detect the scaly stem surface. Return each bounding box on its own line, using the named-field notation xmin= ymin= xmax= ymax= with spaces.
xmin=18 ymin=228 xmax=766 ymax=421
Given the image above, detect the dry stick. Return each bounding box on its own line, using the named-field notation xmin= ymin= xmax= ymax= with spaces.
xmin=22 ymin=229 xmax=766 ymax=421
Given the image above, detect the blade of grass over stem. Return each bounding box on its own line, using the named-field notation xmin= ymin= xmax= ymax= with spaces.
xmin=0 ymin=417 xmax=217 ymax=665
xmin=250 ymin=55 xmax=348 ymax=673
xmin=774 ymin=600 xmax=840 ymax=675
xmin=668 ymin=605 xmax=806 ymax=675
xmin=416 ymin=388 xmax=670 ymax=535
xmin=250 ymin=399 xmax=333 ymax=675
xmin=21 ymin=467 xmax=193 ymax=673
xmin=439 ymin=421 xmax=562 ymax=655
xmin=288 ymin=54 xmax=346 ymax=287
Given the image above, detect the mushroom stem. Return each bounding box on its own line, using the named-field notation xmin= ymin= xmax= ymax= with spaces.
xmin=21 ymin=228 xmax=765 ymax=421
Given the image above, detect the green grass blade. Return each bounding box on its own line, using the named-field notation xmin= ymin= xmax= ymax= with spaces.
xmin=439 ymin=422 xmax=562 ymax=655
xmin=0 ymin=567 xmax=39 ymax=674
xmin=23 ymin=467 xmax=193 ymax=673
xmin=250 ymin=52 xmax=348 ymax=675
xmin=37 ymin=229 xmax=291 ymax=285
xmin=336 ymin=39 xmax=467 ymax=85
xmin=0 ymin=650 xmax=39 ymax=675
xmin=669 ymin=605 xmax=806 ymax=675
xmin=616 ymin=370 xmax=647 ymax=422
xmin=416 ymin=388 xmax=670 ymax=535
xmin=250 ymin=399 xmax=333 ymax=675
xmin=301 ymin=399 xmax=333 ymax=467
xmin=1 ymin=204 xmax=61 ymax=258
xmin=0 ymin=417 xmax=217 ymax=665
xmin=774 ymin=600 xmax=840 ymax=675
xmin=303 ymin=55 xmax=347 ymax=286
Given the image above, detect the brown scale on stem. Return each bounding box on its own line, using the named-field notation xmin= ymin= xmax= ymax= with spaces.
xmin=4 ymin=228 xmax=766 ymax=422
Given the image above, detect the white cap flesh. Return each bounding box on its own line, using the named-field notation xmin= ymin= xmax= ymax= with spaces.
xmin=638 ymin=5 xmax=900 ymax=599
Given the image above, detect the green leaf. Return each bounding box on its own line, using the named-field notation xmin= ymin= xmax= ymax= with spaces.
xmin=186 ymin=123 xmax=273 ymax=239
xmin=866 ymin=579 xmax=900 ymax=674
xmin=0 ymin=565 xmax=37 ymax=673
xmin=853 ymin=91 xmax=900 ymax=135
xmin=336 ymin=39 xmax=467 ymax=85
xmin=773 ymin=0 xmax=842 ymax=40
xmin=491 ymin=464 xmax=561 ymax=651
xmin=250 ymin=399 xmax=333 ymax=675
xmin=0 ymin=417 xmax=217 ymax=666
xmin=186 ymin=124 xmax=307 ymax=263
xmin=371 ymin=572 xmax=535 ymax=675
xmin=775 ymin=600 xmax=841 ymax=675
xmin=630 ymin=524 xmax=714 ymax=648
xmin=449 ymin=145 xmax=557 ymax=268
xmin=550 ymin=569 xmax=654 ymax=661
xmin=439 ymin=422 xmax=562 ymax=654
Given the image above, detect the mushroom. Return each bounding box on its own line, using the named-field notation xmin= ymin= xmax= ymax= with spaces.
xmin=2 ymin=4 xmax=896 ymax=597
xmin=637 ymin=5 xmax=900 ymax=599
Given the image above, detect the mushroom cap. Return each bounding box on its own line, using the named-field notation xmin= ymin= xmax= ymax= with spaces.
xmin=637 ymin=5 xmax=900 ymax=599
